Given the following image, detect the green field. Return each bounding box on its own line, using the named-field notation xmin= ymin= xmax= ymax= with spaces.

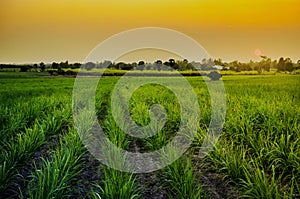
xmin=0 ymin=73 xmax=299 ymax=198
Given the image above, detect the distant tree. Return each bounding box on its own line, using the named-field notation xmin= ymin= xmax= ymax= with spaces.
xmin=138 ymin=61 xmax=145 ymax=66
xmin=85 ymin=62 xmax=95 ymax=70
xmin=94 ymin=61 xmax=110 ymax=69
xmin=40 ymin=62 xmax=46 ymax=72
xmin=131 ymin=62 xmax=137 ymax=69
xmin=276 ymin=57 xmax=294 ymax=72
xmin=98 ymin=60 xmax=112 ymax=69
xmin=156 ymin=60 xmax=162 ymax=65
xmin=125 ymin=63 xmax=134 ymax=70
xmin=169 ymin=59 xmax=175 ymax=65
xmin=228 ymin=60 xmax=240 ymax=72
xmin=254 ymin=62 xmax=263 ymax=74
xmin=187 ymin=62 xmax=195 ymax=70
xmin=20 ymin=65 xmax=31 ymax=72
xmin=59 ymin=61 xmax=69 ymax=68
xmin=285 ymin=58 xmax=294 ymax=72
xmin=169 ymin=59 xmax=175 ymax=67
xmin=116 ymin=62 xmax=124 ymax=70
xmin=59 ymin=62 xmax=63 ymax=68
xmin=52 ymin=62 xmax=59 ymax=69
xmin=176 ymin=60 xmax=188 ymax=71
xmin=137 ymin=61 xmax=145 ymax=71
xmin=271 ymin=60 xmax=277 ymax=69
xmin=202 ymin=58 xmax=215 ymax=70
xmin=107 ymin=62 xmax=114 ymax=69
xmin=277 ymin=57 xmax=285 ymax=71
xmin=33 ymin=64 xmax=38 ymax=72
xmin=155 ymin=60 xmax=162 ymax=71
xmin=214 ymin=58 xmax=223 ymax=66
xmin=116 ymin=62 xmax=134 ymax=70
xmin=255 ymin=56 xmax=271 ymax=74
xmin=72 ymin=63 xmax=81 ymax=69
xmin=168 ymin=59 xmax=179 ymax=70
xmin=297 ymin=60 xmax=300 ymax=70
xmin=145 ymin=64 xmax=152 ymax=70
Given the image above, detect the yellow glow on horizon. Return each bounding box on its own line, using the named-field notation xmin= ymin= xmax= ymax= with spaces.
xmin=1 ymin=0 xmax=299 ymax=63
xmin=3 ymin=0 xmax=299 ymax=26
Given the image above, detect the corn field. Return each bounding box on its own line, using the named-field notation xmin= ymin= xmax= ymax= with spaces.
xmin=0 ymin=73 xmax=299 ymax=198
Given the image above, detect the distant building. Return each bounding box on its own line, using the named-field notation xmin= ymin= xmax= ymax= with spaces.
xmin=212 ymin=65 xmax=223 ymax=70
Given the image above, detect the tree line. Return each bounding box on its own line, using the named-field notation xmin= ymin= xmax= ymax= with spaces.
xmin=1 ymin=57 xmax=299 ymax=74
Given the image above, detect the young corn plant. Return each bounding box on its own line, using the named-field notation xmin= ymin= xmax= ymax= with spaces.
xmin=91 ymin=167 xmax=140 ymax=199
xmin=240 ymin=165 xmax=283 ymax=199
xmin=161 ymin=145 xmax=202 ymax=199
xmin=40 ymin=107 xmax=72 ymax=136
xmin=0 ymin=123 xmax=45 ymax=192
xmin=28 ymin=129 xmax=85 ymax=199
xmin=162 ymin=157 xmax=202 ymax=199
xmin=208 ymin=142 xmax=250 ymax=184
xmin=267 ymin=134 xmax=300 ymax=181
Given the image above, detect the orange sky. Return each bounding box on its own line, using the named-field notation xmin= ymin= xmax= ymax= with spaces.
xmin=0 ymin=0 xmax=299 ymax=63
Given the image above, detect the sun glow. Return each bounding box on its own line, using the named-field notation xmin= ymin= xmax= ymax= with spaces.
xmin=254 ymin=49 xmax=262 ymax=57
xmin=0 ymin=0 xmax=299 ymax=63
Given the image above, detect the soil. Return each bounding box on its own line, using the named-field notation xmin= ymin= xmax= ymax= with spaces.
xmin=191 ymin=153 xmax=240 ymax=199
xmin=69 ymin=152 xmax=103 ymax=198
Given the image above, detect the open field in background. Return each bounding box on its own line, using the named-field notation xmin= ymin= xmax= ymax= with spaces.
xmin=0 ymin=73 xmax=299 ymax=198
xmin=1 ymin=67 xmax=300 ymax=78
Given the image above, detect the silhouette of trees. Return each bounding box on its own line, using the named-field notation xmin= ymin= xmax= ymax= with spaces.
xmin=176 ymin=60 xmax=188 ymax=71
xmin=59 ymin=61 xmax=69 ymax=68
xmin=20 ymin=65 xmax=31 ymax=72
xmin=40 ymin=62 xmax=46 ymax=72
xmin=168 ymin=59 xmax=179 ymax=70
xmin=85 ymin=62 xmax=95 ymax=70
xmin=97 ymin=61 xmax=111 ymax=69
xmin=156 ymin=60 xmax=162 ymax=65
xmin=52 ymin=62 xmax=59 ymax=69
xmin=169 ymin=59 xmax=175 ymax=66
xmin=155 ymin=60 xmax=163 ymax=71
xmin=33 ymin=64 xmax=38 ymax=72
xmin=138 ymin=61 xmax=145 ymax=66
xmin=116 ymin=62 xmax=134 ymax=70
xmin=276 ymin=57 xmax=294 ymax=72
xmin=72 ymin=63 xmax=81 ymax=69
xmin=1 ymin=57 xmax=298 ymax=75
xmin=214 ymin=58 xmax=224 ymax=66
xmin=285 ymin=58 xmax=294 ymax=72
xmin=137 ymin=61 xmax=145 ymax=71
xmin=296 ymin=60 xmax=300 ymax=70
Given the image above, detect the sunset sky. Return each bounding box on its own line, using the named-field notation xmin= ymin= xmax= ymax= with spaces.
xmin=1 ymin=0 xmax=299 ymax=63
